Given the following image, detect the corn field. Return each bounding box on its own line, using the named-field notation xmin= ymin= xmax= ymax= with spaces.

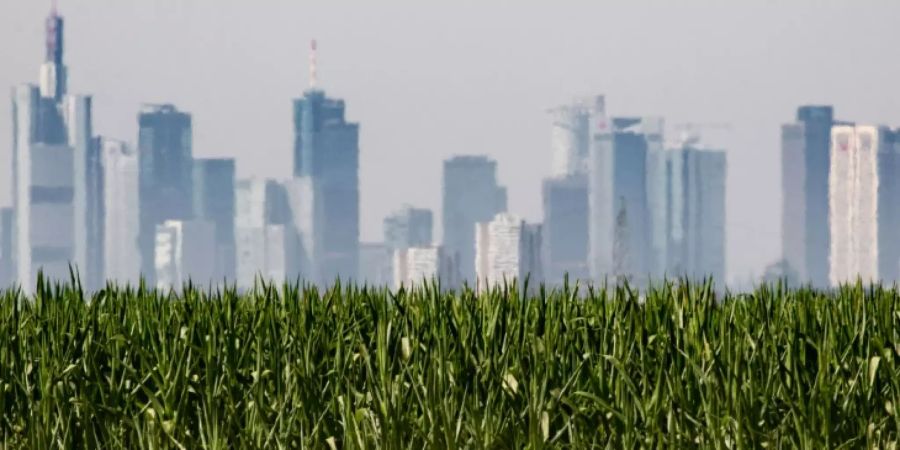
xmin=1 ymin=276 xmax=900 ymax=448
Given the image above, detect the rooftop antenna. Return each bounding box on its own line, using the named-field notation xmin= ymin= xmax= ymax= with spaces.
xmin=51 ymin=0 xmax=58 ymax=15
xmin=309 ymin=39 xmax=318 ymax=89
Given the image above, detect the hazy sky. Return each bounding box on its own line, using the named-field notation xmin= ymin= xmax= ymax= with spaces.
xmin=2 ymin=0 xmax=899 ymax=283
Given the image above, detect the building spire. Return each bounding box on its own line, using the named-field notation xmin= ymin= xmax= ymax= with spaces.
xmin=309 ymin=39 xmax=318 ymax=89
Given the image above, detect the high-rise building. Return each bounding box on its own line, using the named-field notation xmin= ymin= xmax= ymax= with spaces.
xmin=12 ymin=84 xmax=75 ymax=288
xmin=781 ymin=106 xmax=834 ymax=287
xmin=154 ymin=220 xmax=215 ymax=289
xmin=393 ymin=245 xmax=459 ymax=289
xmin=667 ymin=146 xmax=727 ymax=282
xmin=829 ymin=125 xmax=900 ymax=285
xmin=138 ymin=104 xmax=193 ymax=283
xmin=10 ymin=7 xmax=98 ymax=289
xmin=542 ymin=174 xmax=589 ymax=284
xmin=194 ymin=158 xmax=236 ymax=280
xmin=384 ymin=206 xmax=433 ymax=251
xmin=102 ymin=139 xmax=140 ymax=284
xmin=475 ymin=213 xmax=542 ymax=292
xmin=234 ymin=178 xmax=302 ymax=287
xmin=442 ymin=156 xmax=507 ymax=282
xmin=292 ymin=69 xmax=360 ymax=283
xmin=549 ymin=100 xmax=592 ymax=177
xmin=64 ymin=95 xmax=102 ymax=289
xmin=588 ymin=105 xmax=662 ymax=283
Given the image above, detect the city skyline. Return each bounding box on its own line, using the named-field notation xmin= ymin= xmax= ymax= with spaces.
xmin=3 ymin=2 xmax=900 ymax=283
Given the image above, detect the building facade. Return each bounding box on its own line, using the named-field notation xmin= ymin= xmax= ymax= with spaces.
xmin=102 ymin=139 xmax=140 ymax=284
xmin=549 ymin=99 xmax=593 ymax=177
xmin=829 ymin=125 xmax=900 ymax=285
xmin=393 ymin=246 xmax=459 ymax=290
xmin=541 ymin=174 xmax=589 ymax=284
xmin=154 ymin=220 xmax=215 ymax=289
xmin=588 ymin=109 xmax=663 ymax=283
xmin=475 ymin=213 xmax=542 ymax=292
xmin=781 ymin=106 xmax=834 ymax=287
xmin=138 ymin=104 xmax=193 ymax=283
xmin=293 ymin=89 xmax=360 ymax=283
xmin=384 ymin=206 xmax=433 ymax=251
xmin=442 ymin=156 xmax=507 ymax=282
xmin=193 ymin=158 xmax=236 ymax=280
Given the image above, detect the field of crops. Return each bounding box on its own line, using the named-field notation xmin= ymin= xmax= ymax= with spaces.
xmin=1 ymin=277 xmax=900 ymax=448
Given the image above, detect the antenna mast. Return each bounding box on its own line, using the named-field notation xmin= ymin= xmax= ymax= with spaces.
xmin=309 ymin=39 xmax=318 ymax=89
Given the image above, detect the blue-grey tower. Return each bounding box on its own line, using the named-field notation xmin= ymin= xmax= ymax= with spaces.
xmin=442 ymin=155 xmax=507 ymax=282
xmin=781 ymin=106 xmax=834 ymax=287
xmin=138 ymin=104 xmax=193 ymax=283
xmin=193 ymin=158 xmax=236 ymax=280
xmin=292 ymin=40 xmax=359 ymax=283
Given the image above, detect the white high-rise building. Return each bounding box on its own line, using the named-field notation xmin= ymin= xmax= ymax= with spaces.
xmin=475 ymin=213 xmax=542 ymax=291
xmin=12 ymin=85 xmax=77 ymax=288
xmin=154 ymin=220 xmax=216 ymax=289
xmin=393 ymin=245 xmax=458 ymax=289
xmin=234 ymin=178 xmax=306 ymax=287
xmin=828 ymin=125 xmax=900 ymax=285
xmin=102 ymin=139 xmax=140 ymax=284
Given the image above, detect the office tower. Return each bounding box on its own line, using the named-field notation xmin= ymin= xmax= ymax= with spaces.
xmin=154 ymin=220 xmax=215 ymax=289
xmin=542 ymin=174 xmax=589 ymax=284
xmin=234 ymin=178 xmax=301 ymax=287
xmin=384 ymin=206 xmax=433 ymax=251
xmin=12 ymin=84 xmax=75 ymax=288
xmin=64 ymin=95 xmax=102 ymax=289
xmin=666 ymin=146 xmax=727 ymax=282
xmin=475 ymin=213 xmax=542 ymax=291
xmin=442 ymin=156 xmax=507 ymax=282
xmin=549 ymin=99 xmax=592 ymax=177
xmin=588 ymin=103 xmax=661 ymax=283
xmin=0 ymin=208 xmax=13 ymax=286
xmin=292 ymin=47 xmax=360 ymax=283
xmin=393 ymin=246 xmax=459 ymax=289
xmin=781 ymin=106 xmax=834 ymax=287
xmin=138 ymin=104 xmax=193 ymax=283
xmin=194 ymin=158 xmax=236 ymax=280
xmin=829 ymin=126 xmax=900 ymax=285
xmin=359 ymin=243 xmax=393 ymax=287
xmin=10 ymin=7 xmax=97 ymax=289
xmin=102 ymin=139 xmax=140 ymax=284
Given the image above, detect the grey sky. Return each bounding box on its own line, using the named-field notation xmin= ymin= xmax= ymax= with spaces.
xmin=2 ymin=0 xmax=899 ymax=283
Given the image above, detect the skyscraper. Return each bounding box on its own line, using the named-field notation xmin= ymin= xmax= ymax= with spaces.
xmin=549 ymin=99 xmax=592 ymax=177
xmin=292 ymin=69 xmax=360 ymax=283
xmin=359 ymin=243 xmax=393 ymax=287
xmin=194 ymin=158 xmax=236 ymax=280
xmin=588 ymin=108 xmax=662 ymax=283
xmin=234 ymin=178 xmax=300 ymax=287
xmin=542 ymin=174 xmax=589 ymax=284
xmin=384 ymin=206 xmax=433 ymax=251
xmin=475 ymin=213 xmax=542 ymax=292
xmin=829 ymin=125 xmax=900 ymax=285
xmin=0 ymin=208 xmax=14 ymax=287
xmin=12 ymin=84 xmax=75 ymax=289
xmin=10 ymin=6 xmax=98 ymax=289
xmin=102 ymin=139 xmax=140 ymax=284
xmin=781 ymin=106 xmax=834 ymax=287
xmin=442 ymin=156 xmax=507 ymax=282
xmin=138 ymin=104 xmax=193 ymax=283
xmin=670 ymin=146 xmax=727 ymax=283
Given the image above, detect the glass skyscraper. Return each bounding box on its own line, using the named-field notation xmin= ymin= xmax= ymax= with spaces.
xmin=293 ymin=89 xmax=360 ymax=283
xmin=442 ymin=156 xmax=507 ymax=282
